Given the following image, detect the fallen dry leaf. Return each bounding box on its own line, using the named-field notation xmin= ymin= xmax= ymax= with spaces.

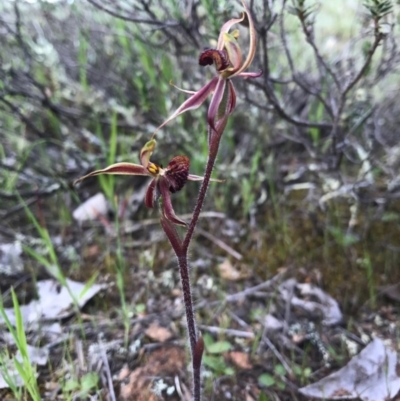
xmin=120 ymin=368 xmax=157 ymax=401
xmin=0 ymin=241 xmax=23 ymax=275
xmin=229 ymin=351 xmax=252 ymax=370
xmin=0 ymin=279 xmax=108 ymax=326
xmin=279 ymin=279 xmax=342 ymax=326
xmin=73 ymin=192 xmax=108 ymax=222
xmin=145 ymin=322 xmax=173 ymax=342
xmin=218 ymin=258 xmax=241 ymax=281
xmin=299 ymin=338 xmax=400 ymax=401
xmin=83 ymin=244 xmax=101 ymax=258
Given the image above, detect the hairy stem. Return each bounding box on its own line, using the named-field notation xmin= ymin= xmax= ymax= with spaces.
xmin=176 ymin=254 xmax=202 ymax=401
xmin=171 ymin=125 xmax=223 ymax=401
xmin=183 ymin=125 xmax=221 ymax=252
xmin=177 ymin=255 xmax=197 ymax=353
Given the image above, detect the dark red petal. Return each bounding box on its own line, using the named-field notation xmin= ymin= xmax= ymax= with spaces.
xmin=159 ymin=178 xmax=187 ymax=226
xmin=165 ymin=155 xmax=190 ymax=193
xmin=74 ymin=163 xmax=148 ymax=185
xmin=237 ymin=70 xmax=263 ymax=79
xmin=145 ymin=178 xmax=158 ymax=209
xmin=199 ymin=49 xmax=230 ymax=71
xmin=193 ymin=336 xmax=205 ymax=372
xmin=159 ymin=212 xmax=183 ymax=255
xmin=207 ymin=77 xmax=227 ymax=131
xmin=227 ymin=80 xmax=237 ymax=115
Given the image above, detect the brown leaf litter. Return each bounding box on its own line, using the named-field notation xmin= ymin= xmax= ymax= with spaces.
xmin=118 ymin=345 xmax=186 ymax=401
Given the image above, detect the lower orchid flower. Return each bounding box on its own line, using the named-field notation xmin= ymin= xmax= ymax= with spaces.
xmin=74 ymin=140 xmax=217 ymax=226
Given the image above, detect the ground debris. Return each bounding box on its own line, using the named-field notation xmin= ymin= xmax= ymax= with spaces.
xmin=73 ymin=192 xmax=109 ymax=223
xmin=118 ymin=345 xmax=185 ymax=401
xmin=145 ymin=322 xmax=173 ymax=342
xmin=299 ymin=337 xmax=400 ymax=401
xmin=0 ymin=278 xmax=108 ymax=327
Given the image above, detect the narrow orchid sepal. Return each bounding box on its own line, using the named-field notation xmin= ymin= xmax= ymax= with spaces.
xmin=145 ymin=178 xmax=158 ymax=209
xmin=159 ymin=178 xmax=187 ymax=226
xmin=153 ymin=77 xmax=219 ymax=136
xmin=217 ymin=79 xmax=236 ymax=122
xmin=74 ymin=163 xmax=148 ymax=185
xmin=230 ymin=1 xmax=257 ymax=77
xmin=227 ymin=80 xmax=237 ymax=115
xmin=188 ymin=174 xmax=224 ymax=182
xmin=208 ymin=81 xmax=236 ymax=143
xmin=207 ymin=77 xmax=227 ymax=131
xmin=169 ymin=80 xmax=196 ymax=95
xmin=159 ymin=211 xmax=183 ymax=255
xmin=237 ymin=70 xmax=263 ymax=79
xmin=140 ymin=139 xmax=157 ymax=168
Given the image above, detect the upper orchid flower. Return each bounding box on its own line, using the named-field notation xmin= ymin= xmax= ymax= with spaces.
xmin=153 ymin=1 xmax=261 ymax=136
xmin=74 ymin=140 xmax=212 ymax=226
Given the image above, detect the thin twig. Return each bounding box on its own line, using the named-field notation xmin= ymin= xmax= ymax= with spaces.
xmin=296 ymin=3 xmax=341 ymax=92
xmin=196 ymin=269 xmax=288 ymax=309
xmin=261 ymin=333 xmax=293 ymax=376
xmin=86 ymin=0 xmax=179 ymax=27
xmin=259 ymin=35 xmax=332 ymax=129
xmin=197 ymin=228 xmax=243 ymax=260
xmin=279 ymin=1 xmax=333 ymax=119
xmin=197 ymin=324 xmax=254 ymax=339
xmin=98 ymin=336 xmax=117 ymax=401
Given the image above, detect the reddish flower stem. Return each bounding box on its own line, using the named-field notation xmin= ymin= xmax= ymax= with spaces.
xmin=182 ymin=125 xmax=224 ymax=401
xmin=177 ymin=255 xmax=197 ymax=352
xmin=177 ymin=255 xmax=202 ymax=401
xmin=183 ymin=125 xmax=222 ymax=252
xmin=162 ymin=125 xmax=224 ymax=401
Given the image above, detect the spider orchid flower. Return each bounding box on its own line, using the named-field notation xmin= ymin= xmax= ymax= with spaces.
xmin=153 ymin=1 xmax=261 ymax=136
xmin=74 ymin=140 xmax=213 ymax=226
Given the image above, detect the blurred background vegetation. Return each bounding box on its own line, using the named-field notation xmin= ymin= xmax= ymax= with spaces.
xmin=1 ymin=0 xmax=400 ymax=312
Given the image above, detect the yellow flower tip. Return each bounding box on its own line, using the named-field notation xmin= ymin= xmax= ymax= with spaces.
xmin=144 ymin=139 xmax=157 ymax=151
xmin=140 ymin=139 xmax=157 ymax=168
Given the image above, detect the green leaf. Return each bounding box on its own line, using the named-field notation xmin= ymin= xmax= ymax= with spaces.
xmin=206 ymin=340 xmax=232 ymax=354
xmin=224 ymin=367 xmax=235 ymax=376
xmin=258 ymin=373 xmax=275 ymax=387
xmin=382 ymin=212 xmax=400 ymax=222
xmin=202 ymin=333 xmax=214 ymax=349
xmin=258 ymin=391 xmax=270 ymax=401
xmin=79 ymin=272 xmax=99 ymax=301
xmin=11 ymin=289 xmax=27 ymax=358
xmin=202 ymin=355 xmax=227 ymax=372
xmin=64 ymin=378 xmax=79 ymax=392
xmin=81 ymin=372 xmax=99 ymax=392
xmin=274 ymin=364 xmax=286 ymax=376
